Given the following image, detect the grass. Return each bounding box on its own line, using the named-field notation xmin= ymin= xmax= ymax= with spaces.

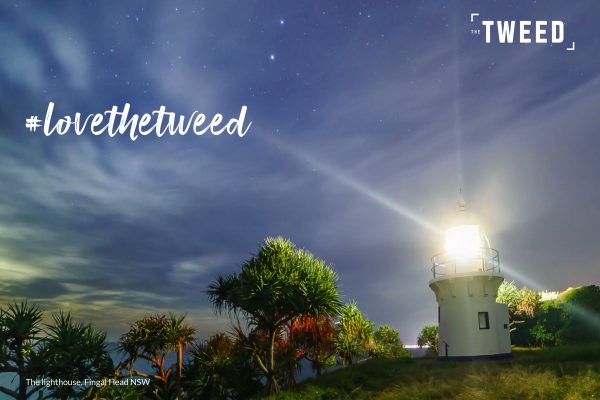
xmin=263 ymin=344 xmax=600 ymax=400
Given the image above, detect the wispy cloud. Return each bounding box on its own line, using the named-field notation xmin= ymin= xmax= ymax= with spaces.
xmin=0 ymin=0 xmax=598 ymax=344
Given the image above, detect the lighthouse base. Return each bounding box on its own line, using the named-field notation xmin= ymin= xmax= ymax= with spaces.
xmin=429 ymin=272 xmax=512 ymax=359
xmin=437 ymin=352 xmax=512 ymax=361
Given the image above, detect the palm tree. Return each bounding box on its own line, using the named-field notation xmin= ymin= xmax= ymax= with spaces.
xmin=166 ymin=313 xmax=195 ymax=388
xmin=42 ymin=312 xmax=113 ymax=399
xmin=41 ymin=311 xmax=114 ymax=399
xmin=207 ymin=237 xmax=342 ymax=394
xmin=0 ymin=303 xmax=113 ymax=400
xmin=417 ymin=325 xmax=439 ymax=355
xmin=118 ymin=314 xmax=194 ymax=399
xmin=0 ymin=301 xmax=45 ymax=400
xmin=335 ymin=302 xmax=374 ymax=367
xmin=183 ymin=332 xmax=261 ymax=399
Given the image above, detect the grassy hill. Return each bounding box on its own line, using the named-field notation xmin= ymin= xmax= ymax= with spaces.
xmin=264 ymin=344 xmax=600 ymax=400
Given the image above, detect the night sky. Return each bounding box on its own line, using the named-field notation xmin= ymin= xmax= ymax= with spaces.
xmin=1 ymin=0 xmax=599 ymax=342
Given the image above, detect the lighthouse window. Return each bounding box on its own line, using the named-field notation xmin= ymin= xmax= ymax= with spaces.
xmin=478 ymin=312 xmax=490 ymax=329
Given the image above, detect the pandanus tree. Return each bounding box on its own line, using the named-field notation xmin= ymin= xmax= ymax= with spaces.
xmin=0 ymin=303 xmax=112 ymax=400
xmin=290 ymin=315 xmax=337 ymax=377
xmin=118 ymin=314 xmax=194 ymax=399
xmin=335 ymin=302 xmax=374 ymax=367
xmin=497 ymin=281 xmax=541 ymax=332
xmin=417 ymin=325 xmax=439 ymax=356
xmin=183 ymin=332 xmax=261 ymax=400
xmin=184 ymin=333 xmax=235 ymax=399
xmin=207 ymin=237 xmax=342 ymax=394
xmin=0 ymin=302 xmax=45 ymax=400
xmin=274 ymin=325 xmax=304 ymax=388
xmin=41 ymin=312 xmax=113 ymax=399
xmin=166 ymin=314 xmax=196 ymax=388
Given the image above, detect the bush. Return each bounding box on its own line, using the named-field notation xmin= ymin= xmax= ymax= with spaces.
xmin=183 ymin=332 xmax=261 ymax=399
xmin=529 ymin=300 xmax=563 ymax=347
xmin=416 ymin=325 xmax=438 ymax=356
xmin=558 ymin=285 xmax=600 ymax=344
xmin=504 ymin=285 xmax=600 ymax=347
xmin=370 ymin=326 xmax=410 ymax=359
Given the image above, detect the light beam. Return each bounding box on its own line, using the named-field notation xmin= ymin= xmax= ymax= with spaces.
xmin=260 ymin=134 xmax=442 ymax=234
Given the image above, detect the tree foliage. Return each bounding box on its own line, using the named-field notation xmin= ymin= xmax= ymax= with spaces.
xmin=335 ymin=302 xmax=374 ymax=367
xmin=371 ymin=325 xmax=410 ymax=359
xmin=118 ymin=313 xmax=195 ymax=399
xmin=530 ymin=300 xmax=563 ymax=347
xmin=417 ymin=325 xmax=439 ymax=355
xmin=183 ymin=333 xmax=261 ymax=400
xmin=497 ymin=281 xmax=541 ymax=333
xmin=506 ymin=285 xmax=600 ymax=347
xmin=207 ymin=237 xmax=342 ymax=394
xmin=558 ymin=285 xmax=600 ymax=344
xmin=516 ymin=287 xmax=541 ymax=318
xmin=0 ymin=301 xmax=46 ymax=400
xmin=497 ymin=281 xmax=521 ymax=315
xmin=290 ymin=315 xmax=337 ymax=377
xmin=42 ymin=312 xmax=113 ymax=399
xmin=0 ymin=302 xmax=112 ymax=400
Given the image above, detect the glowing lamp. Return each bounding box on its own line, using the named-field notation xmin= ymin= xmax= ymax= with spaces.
xmin=444 ymin=225 xmax=482 ymax=258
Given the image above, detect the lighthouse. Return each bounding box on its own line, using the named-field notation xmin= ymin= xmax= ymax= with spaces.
xmin=428 ymin=200 xmax=511 ymax=359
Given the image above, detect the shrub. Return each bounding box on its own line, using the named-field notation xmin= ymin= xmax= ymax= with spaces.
xmin=529 ymin=300 xmax=563 ymax=347
xmin=183 ymin=332 xmax=261 ymax=399
xmin=371 ymin=326 xmax=410 ymax=359
xmin=558 ymin=285 xmax=600 ymax=344
xmin=417 ymin=325 xmax=438 ymax=356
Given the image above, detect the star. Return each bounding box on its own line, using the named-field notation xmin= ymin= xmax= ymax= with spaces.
xmin=269 ymin=53 xmax=276 ymax=61
xmin=279 ymin=19 xmax=285 ymax=25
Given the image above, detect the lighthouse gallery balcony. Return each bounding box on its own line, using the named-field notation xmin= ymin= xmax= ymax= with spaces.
xmin=431 ymin=247 xmax=499 ymax=279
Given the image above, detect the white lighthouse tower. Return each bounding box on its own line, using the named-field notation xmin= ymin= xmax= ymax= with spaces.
xmin=428 ymin=199 xmax=511 ymax=359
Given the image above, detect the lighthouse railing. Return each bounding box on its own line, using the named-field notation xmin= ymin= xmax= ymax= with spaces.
xmin=430 ymin=248 xmax=500 ymax=278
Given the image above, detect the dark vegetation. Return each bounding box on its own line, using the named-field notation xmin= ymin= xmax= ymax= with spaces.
xmin=0 ymin=238 xmax=410 ymax=399
xmin=497 ymin=282 xmax=600 ymax=346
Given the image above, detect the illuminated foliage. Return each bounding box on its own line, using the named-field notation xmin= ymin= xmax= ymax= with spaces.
xmin=207 ymin=237 xmax=342 ymax=394
xmin=516 ymin=287 xmax=541 ymax=318
xmin=335 ymin=302 xmax=374 ymax=367
xmin=497 ymin=281 xmax=521 ymax=316
xmin=558 ymin=285 xmax=600 ymax=344
xmin=371 ymin=325 xmax=410 ymax=359
xmin=291 ymin=315 xmax=337 ymax=377
xmin=497 ymin=281 xmax=541 ymax=332
xmin=417 ymin=325 xmax=439 ymax=355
